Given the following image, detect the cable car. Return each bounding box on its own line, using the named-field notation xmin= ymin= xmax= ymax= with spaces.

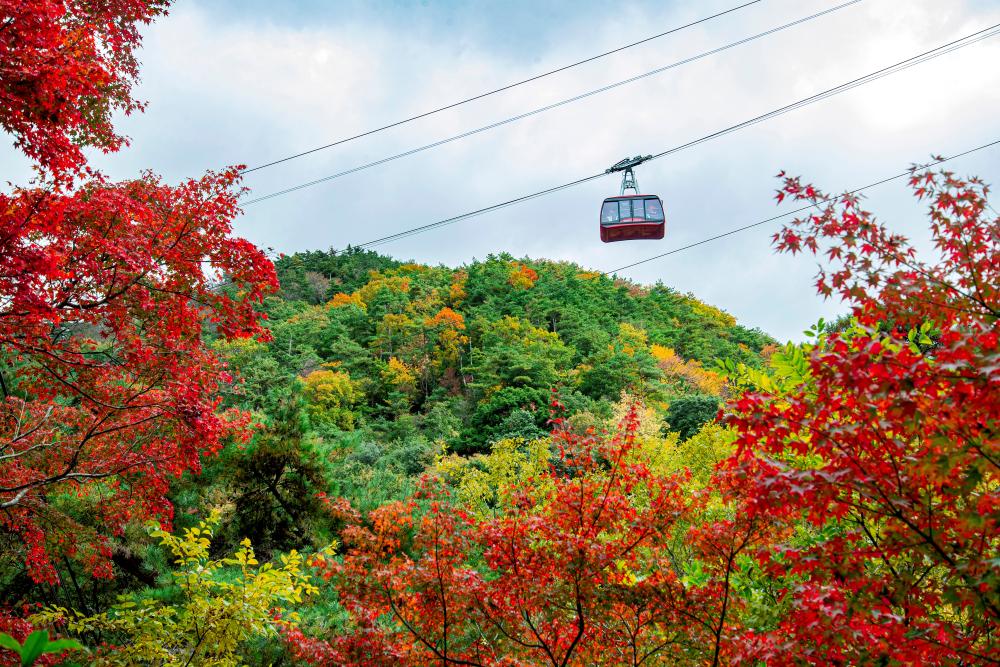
xmin=600 ymin=155 xmax=664 ymax=243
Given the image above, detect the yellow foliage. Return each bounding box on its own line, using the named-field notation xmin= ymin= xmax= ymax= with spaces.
xmin=327 ymin=292 xmax=366 ymax=311
xmin=356 ymin=273 xmax=411 ymax=305
xmin=684 ymin=295 xmax=737 ymax=328
xmin=212 ymin=336 xmax=264 ymax=355
xmin=650 ymin=344 xmax=674 ymax=362
xmin=489 ymin=316 xmax=564 ymax=353
xmin=610 ymin=396 xmax=681 ymax=477
xmin=303 ymin=369 xmax=360 ymax=429
xmin=382 ymin=357 xmax=417 ymax=391
xmin=380 ymin=312 xmax=411 ymax=330
xmin=611 ymin=394 xmax=664 ymax=441
xmin=576 ymin=271 xmax=602 ymax=281
xmin=33 ymin=511 xmax=332 ymax=666
xmin=606 ymin=398 xmax=734 ymax=493
xmin=399 ymin=263 xmax=428 ymax=273
xmin=616 ymin=322 xmax=648 ymax=357
xmin=607 ymin=397 xmax=733 ymax=491
xmin=659 ymin=423 xmax=736 ymax=488
xmin=436 ymin=438 xmax=552 ymax=519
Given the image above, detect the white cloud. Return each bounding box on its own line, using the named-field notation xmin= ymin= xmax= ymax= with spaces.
xmin=3 ymin=0 xmax=997 ymax=340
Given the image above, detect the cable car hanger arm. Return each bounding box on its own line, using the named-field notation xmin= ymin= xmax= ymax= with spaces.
xmin=605 ymin=155 xmax=653 ymax=173
xmin=606 ymin=155 xmax=652 ymax=195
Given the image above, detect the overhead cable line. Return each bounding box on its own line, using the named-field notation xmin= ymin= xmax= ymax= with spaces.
xmin=350 ymin=24 xmax=1000 ymax=249
xmin=239 ymin=0 xmax=763 ymax=174
xmin=603 ymin=139 xmax=1000 ymax=274
xmin=242 ymin=0 xmax=863 ymax=206
xmin=642 ymin=25 xmax=1000 ymax=161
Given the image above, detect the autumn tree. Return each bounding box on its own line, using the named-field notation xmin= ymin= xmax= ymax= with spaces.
xmin=304 ymin=367 xmax=361 ymax=430
xmin=0 ymin=0 xmax=278 ymax=585
xmin=0 ymin=170 xmax=276 ymax=583
xmin=288 ymin=399 xmax=783 ymax=666
xmin=723 ymin=166 xmax=999 ymax=663
xmin=0 ymin=0 xmax=168 ymax=177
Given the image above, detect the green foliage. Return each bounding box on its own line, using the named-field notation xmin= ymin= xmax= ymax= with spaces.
xmin=33 ymin=512 xmax=329 ymax=666
xmin=580 ymin=322 xmax=663 ymax=399
xmin=720 ymin=328 xmax=817 ymax=394
xmin=237 ymin=251 xmax=770 ymax=459
xmin=191 ymin=250 xmax=772 ymax=502
xmin=436 ymin=437 xmax=552 ymax=519
xmin=664 ymin=394 xmax=721 ymax=441
xmin=0 ymin=631 xmax=85 ymax=667
xmin=274 ymin=247 xmax=401 ymax=302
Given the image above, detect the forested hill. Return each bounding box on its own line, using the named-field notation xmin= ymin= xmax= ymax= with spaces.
xmin=226 ymin=247 xmax=772 ymax=449
xmin=162 ymin=246 xmax=776 ymax=563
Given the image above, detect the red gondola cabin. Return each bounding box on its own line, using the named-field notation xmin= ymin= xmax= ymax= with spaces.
xmin=600 ymin=194 xmax=665 ymax=243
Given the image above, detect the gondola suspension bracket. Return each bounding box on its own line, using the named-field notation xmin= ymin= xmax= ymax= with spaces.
xmin=606 ymin=155 xmax=653 ymax=195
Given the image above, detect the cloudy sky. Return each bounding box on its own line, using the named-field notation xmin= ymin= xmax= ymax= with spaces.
xmin=4 ymin=0 xmax=999 ymax=340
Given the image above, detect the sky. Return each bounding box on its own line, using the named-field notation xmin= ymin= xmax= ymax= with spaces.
xmin=3 ymin=0 xmax=999 ymax=341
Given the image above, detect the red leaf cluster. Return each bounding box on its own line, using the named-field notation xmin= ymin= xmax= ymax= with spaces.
xmin=1 ymin=0 xmax=279 ymax=586
xmin=729 ymin=168 xmax=999 ymax=662
xmin=0 ymin=169 xmax=277 ymax=583
xmin=0 ymin=0 xmax=168 ymax=178
xmin=289 ymin=406 xmax=780 ymax=666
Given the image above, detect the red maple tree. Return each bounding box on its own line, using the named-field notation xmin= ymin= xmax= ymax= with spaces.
xmin=1 ymin=0 xmax=278 ymax=584
xmin=0 ymin=170 xmax=276 ymax=583
xmin=724 ymin=166 xmax=999 ymax=663
xmin=0 ymin=0 xmax=168 ymax=178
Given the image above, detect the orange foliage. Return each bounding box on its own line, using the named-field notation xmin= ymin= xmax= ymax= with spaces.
xmin=448 ymin=271 xmax=467 ymax=305
xmin=507 ymin=262 xmax=538 ymax=289
xmin=651 ymin=344 xmax=725 ymax=395
xmin=759 ymin=343 xmax=780 ymax=362
xmin=327 ymin=292 xmax=365 ymax=310
xmin=425 ymin=308 xmax=468 ymax=372
xmin=425 ymin=307 xmax=465 ymax=330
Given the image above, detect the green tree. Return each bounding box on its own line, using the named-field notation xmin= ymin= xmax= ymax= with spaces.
xmin=33 ymin=512 xmax=327 ymax=667
xmin=664 ymin=394 xmax=721 ymax=440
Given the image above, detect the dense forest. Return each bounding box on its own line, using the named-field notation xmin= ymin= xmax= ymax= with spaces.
xmin=1 ymin=2 xmax=997 ymax=665
xmin=194 ymin=248 xmax=772 ymax=542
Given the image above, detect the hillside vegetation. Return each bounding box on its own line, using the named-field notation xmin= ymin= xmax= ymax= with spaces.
xmin=182 ymin=249 xmax=771 ymax=554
